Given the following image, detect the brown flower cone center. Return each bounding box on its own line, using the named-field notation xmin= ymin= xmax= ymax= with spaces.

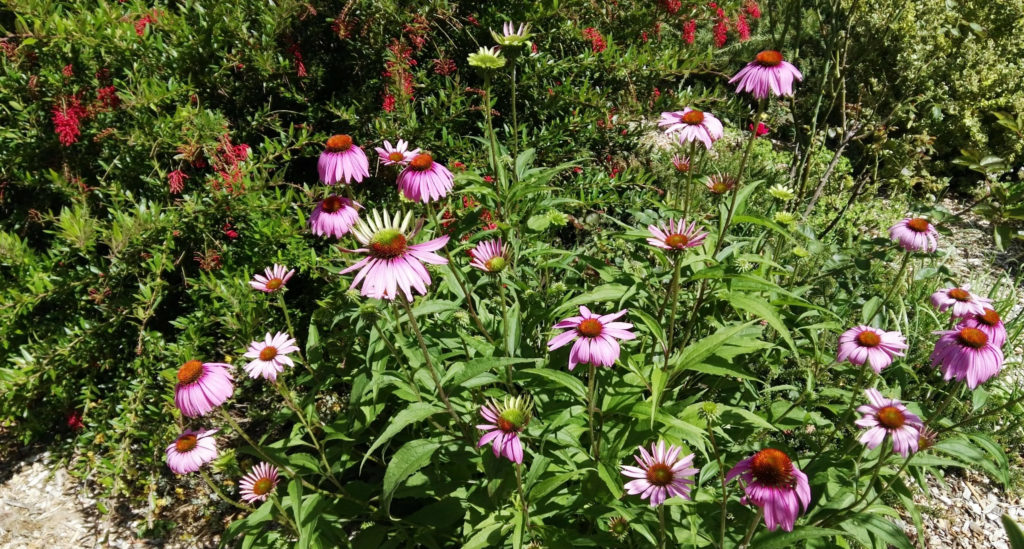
xmin=175 ymin=434 xmax=198 ymax=452
xmin=410 ymin=153 xmax=434 ymax=171
xmin=321 ymin=195 xmax=345 ymax=213
xmin=958 ymin=327 xmax=988 ymax=349
xmin=388 ymin=151 xmax=406 ymax=162
xmin=756 ymin=50 xmax=783 ymax=66
xmin=496 ymin=417 xmax=517 ymax=432
xmin=645 ymin=463 xmax=674 ymax=486
xmin=876 ymin=406 xmax=906 ymax=429
xmin=177 ymin=360 xmax=204 ymax=384
xmin=980 ymin=309 xmax=1001 ymax=326
xmin=368 ymin=230 xmax=408 ymax=259
xmin=665 ymin=234 xmax=690 ymax=249
xmin=750 ymin=448 xmax=793 ymax=488
xmin=577 ymin=318 xmax=603 ymax=338
xmin=266 ymin=278 xmax=283 ymax=290
xmin=252 ymin=478 xmax=275 ymax=496
xmin=326 ymin=134 xmax=353 ymax=152
xmin=948 ymin=288 xmax=971 ymax=301
xmin=856 ymin=331 xmax=881 ymax=348
xmin=681 ymin=110 xmax=705 ymax=125
xmin=906 ymin=218 xmax=930 ymax=233
xmin=259 ymin=346 xmax=278 ymax=361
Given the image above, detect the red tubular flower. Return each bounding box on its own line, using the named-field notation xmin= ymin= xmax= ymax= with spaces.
xmin=713 ymin=19 xmax=729 ymax=47
xmin=682 ymin=20 xmax=697 ymax=45
xmin=737 ymin=13 xmax=751 ymax=41
xmin=168 ymin=170 xmax=188 ymax=194
xmin=745 ymin=0 xmax=762 ymax=18
xmin=52 ymin=96 xmax=87 ymax=146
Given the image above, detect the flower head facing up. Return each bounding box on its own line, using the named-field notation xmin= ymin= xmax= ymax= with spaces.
xmin=547 ymin=306 xmax=636 ymax=371
xmin=658 ymin=108 xmax=724 ymax=149
xmin=959 ymin=308 xmax=1007 ymax=349
xmin=492 ymin=22 xmax=532 ymax=47
xmin=243 ymin=332 xmax=299 ymax=381
xmin=469 ymin=239 xmax=511 ymax=273
xmin=375 ymin=139 xmax=420 ymax=167
xmin=930 ymin=326 xmax=1004 ymax=389
xmin=477 ymin=395 xmax=532 ymax=463
xmin=310 ymin=195 xmax=361 ymax=238
xmin=621 ymin=441 xmax=699 ymax=506
xmin=342 ymin=209 xmax=449 ymax=301
xmin=729 ymin=50 xmax=803 ymax=99
xmin=768 ymin=184 xmax=796 ymax=201
xmin=671 ymin=154 xmax=690 ymax=172
xmin=250 ymin=264 xmax=295 ymax=293
xmin=727 ymin=448 xmax=811 ymax=532
xmin=318 ymin=134 xmax=369 ymax=185
xmin=239 ymin=462 xmax=280 ymax=503
xmin=856 ymin=389 xmax=924 ymax=457
xmin=647 ymin=219 xmax=708 ymax=251
xmin=397 ymin=153 xmax=455 ymax=203
xmin=889 ymin=217 xmax=938 ymax=253
xmin=174 ymin=360 xmax=233 ymax=418
xmin=705 ymin=174 xmax=737 ymax=195
xmin=467 ymin=46 xmax=506 ymax=70
xmin=836 ymin=326 xmax=908 ymax=374
xmin=166 ymin=429 xmax=218 ymax=474
xmin=930 ymin=285 xmax=992 ymax=319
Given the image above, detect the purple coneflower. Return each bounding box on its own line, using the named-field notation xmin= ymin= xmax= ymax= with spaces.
xmin=959 ymin=308 xmax=1007 ymax=349
xmin=855 ymin=389 xmax=924 ymax=457
xmin=888 ymin=217 xmax=938 ymax=253
xmin=621 ymin=440 xmax=699 ymax=507
xmin=705 ymin=174 xmax=737 ymax=194
xmin=469 ymin=239 xmax=511 ymax=273
xmin=547 ymin=306 xmax=636 ymax=371
xmin=836 ymin=326 xmax=907 ymax=374
xmin=658 ymin=108 xmax=724 ymax=149
xmin=931 ymin=285 xmax=992 ymax=319
xmin=729 ymin=50 xmax=803 ymax=99
xmin=310 ymin=195 xmax=361 ymax=238
xmin=671 ymin=154 xmax=690 ymax=173
xmin=318 ymin=134 xmax=369 ymax=185
xmin=239 ymin=462 xmax=280 ymax=503
xmin=477 ymin=395 xmax=532 ymax=463
xmin=727 ymin=448 xmax=811 ymax=532
xmin=243 ymin=332 xmax=300 ymax=381
xmin=397 ymin=153 xmax=455 ymax=203
xmin=930 ymin=326 xmax=1004 ymax=389
xmin=249 ymin=264 xmax=295 ymax=293
xmin=174 ymin=360 xmax=233 ymax=418
xmin=647 ymin=218 xmax=707 ymax=251
xmin=375 ymin=139 xmax=419 ymax=167
xmin=166 ymin=429 xmax=218 ymax=474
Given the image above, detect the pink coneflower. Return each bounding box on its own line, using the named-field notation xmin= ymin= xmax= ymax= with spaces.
xmin=658 ymin=108 xmax=724 ymax=149
xmin=165 ymin=429 xmax=218 ymax=474
xmin=318 ymin=134 xmax=369 ymax=185
xmin=930 ymin=326 xmax=1004 ymax=389
xmin=888 ymin=217 xmax=938 ymax=253
xmin=397 ymin=153 xmax=454 ymax=202
xmin=705 ymin=174 xmax=737 ymax=194
xmin=249 ymin=264 xmax=295 ymax=293
xmin=310 ymin=195 xmax=361 ymax=238
xmin=477 ymin=395 xmax=532 ymax=463
xmin=930 ymin=285 xmax=992 ymax=319
xmin=727 ymin=448 xmax=811 ymax=532
xmin=729 ymin=50 xmax=803 ymax=99
xmin=647 ymin=219 xmax=708 ymax=251
xmin=959 ymin=308 xmax=1007 ymax=349
xmin=375 ymin=139 xmax=420 ymax=166
xmin=174 ymin=360 xmax=233 ymax=418
xmin=469 ymin=239 xmax=511 ymax=273
xmin=836 ymin=326 xmax=908 ymax=374
xmin=239 ymin=462 xmax=280 ymax=503
xmin=621 ymin=441 xmax=699 ymax=507
xmin=856 ymin=389 xmax=924 ymax=457
xmin=671 ymin=154 xmax=690 ymax=172
xmin=547 ymin=306 xmax=636 ymax=371
xmin=243 ymin=332 xmax=299 ymax=381
xmin=342 ymin=209 xmax=449 ymax=301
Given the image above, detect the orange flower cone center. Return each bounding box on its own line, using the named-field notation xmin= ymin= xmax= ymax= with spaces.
xmin=750 ymin=448 xmax=793 ymax=488
xmin=958 ymin=327 xmax=988 ymax=349
xmin=496 ymin=417 xmax=516 ymax=432
xmin=980 ymin=309 xmax=1001 ymax=326
xmin=177 ymin=360 xmax=204 ymax=384
xmin=321 ymin=195 xmax=345 ymax=213
xmin=388 ymin=151 xmax=406 ymax=162
xmin=410 ymin=153 xmax=434 ymax=171
xmin=856 ymin=331 xmax=881 ymax=348
xmin=259 ymin=346 xmax=278 ymax=361
xmin=266 ymin=278 xmax=283 ymax=290
xmin=948 ymin=288 xmax=971 ymax=301
xmin=665 ymin=234 xmax=690 ymax=249
xmin=645 ymin=463 xmax=674 ymax=486
xmin=577 ymin=318 xmax=603 ymax=338
xmin=681 ymin=110 xmax=704 ymax=125
xmin=252 ymin=478 xmax=275 ymax=496
xmin=756 ymin=50 xmax=783 ymax=66
xmin=175 ymin=434 xmax=198 ymax=452
xmin=368 ymin=229 xmax=408 ymax=259
xmin=876 ymin=406 xmax=906 ymax=429
xmin=906 ymin=218 xmax=930 ymax=233
xmin=326 ymin=134 xmax=353 ymax=152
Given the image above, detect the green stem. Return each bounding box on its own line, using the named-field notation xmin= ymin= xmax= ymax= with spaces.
xmin=926 ymin=386 xmax=959 ymax=428
xmin=271 ymin=495 xmax=300 ymax=536
xmin=713 ymin=100 xmax=766 ymax=258
xmin=663 ymin=254 xmax=684 ymax=368
xmin=682 ymin=141 xmax=698 ymax=218
xmin=880 ymin=250 xmax=912 ymax=311
xmin=658 ymin=505 xmax=667 ymax=549
xmin=707 ymin=426 xmax=728 ymax=549
xmin=510 ymin=63 xmax=519 ymax=162
xmin=498 ymin=277 xmax=510 ymax=355
xmin=587 ymin=364 xmax=600 ymax=460
xmin=274 ymin=377 xmax=343 ymax=490
xmin=200 ymin=469 xmax=251 ymax=511
xmin=483 ymin=73 xmax=501 ymax=181
xmin=739 ymin=509 xmax=763 ymax=548
xmin=804 ymin=366 xmax=868 ymax=472
xmin=276 ymin=293 xmax=316 ymax=378
xmin=942 ymin=388 xmax=1024 ymax=433
xmin=515 ymin=462 xmax=531 ymax=536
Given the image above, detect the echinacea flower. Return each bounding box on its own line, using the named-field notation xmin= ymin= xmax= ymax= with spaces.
xmin=888 ymin=217 xmax=938 ymax=253
xmin=768 ymin=184 xmax=795 ymax=201
xmin=547 ymin=306 xmax=636 ymax=371
xmin=375 ymin=139 xmax=420 ymax=167
xmin=727 ymin=448 xmax=811 ymax=532
xmin=243 ymin=332 xmax=300 ymax=381
xmin=959 ymin=308 xmax=1007 ymax=349
xmin=621 ymin=440 xmax=699 ymax=506
xmin=491 ymin=22 xmax=532 ymax=47
xmin=469 ymin=238 xmax=511 ymax=273
xmin=836 ymin=326 xmax=908 ymax=374
xmin=930 ymin=326 xmax=1004 ymax=389
xmin=705 ymin=174 xmax=737 ymax=194
xmin=646 ymin=219 xmax=707 ymax=251
xmin=342 ymin=209 xmax=449 ymax=300
xmin=397 ymin=153 xmax=455 ymax=203
xmin=658 ymin=108 xmax=724 ymax=149
xmin=310 ymin=195 xmax=361 ymax=238
xmin=467 ymin=46 xmax=506 ymax=70
xmin=671 ymin=154 xmax=690 ymax=172
xmin=917 ymin=426 xmax=938 ymax=451
xmin=239 ymin=462 xmax=280 ymax=503
xmin=477 ymin=395 xmax=532 ymax=463
xmin=855 ymin=389 xmax=924 ymax=457
xmin=729 ymin=50 xmax=803 ymax=99
xmin=930 ymin=285 xmax=993 ymax=319
xmin=166 ymin=429 xmax=218 ymax=474
xmin=174 ymin=360 xmax=233 ymax=418
xmin=318 ymin=134 xmax=369 ymax=185
xmin=249 ymin=264 xmax=295 ymax=293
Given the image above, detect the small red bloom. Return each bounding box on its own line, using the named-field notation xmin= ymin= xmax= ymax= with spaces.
xmin=452 ymin=161 xmax=466 ymax=170
xmin=168 ymin=170 xmax=188 ymax=194
xmin=433 ymin=58 xmax=457 ymax=76
xmin=531 ymin=42 xmax=538 ymax=55
xmin=483 ymin=175 xmax=494 ymax=183
xmin=736 ymin=13 xmax=751 ymax=41
xmin=382 ymin=93 xmax=396 ymax=112
xmin=62 ymin=64 xmax=73 ymax=77
xmin=96 ymin=86 xmax=120 ymax=109
xmin=52 ymin=96 xmax=87 ymax=146
xmin=749 ymin=122 xmax=770 ymax=136
xmin=67 ymin=411 xmax=84 ymax=431
xmin=135 ymin=15 xmax=152 ymax=36
xmin=682 ymin=20 xmax=697 ymax=45
xmin=583 ymin=27 xmax=607 ymax=53
xmin=744 ymin=0 xmax=762 ymax=19
xmin=640 ymin=31 xmax=649 ymax=43
xmin=713 ymin=20 xmax=728 ymax=47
